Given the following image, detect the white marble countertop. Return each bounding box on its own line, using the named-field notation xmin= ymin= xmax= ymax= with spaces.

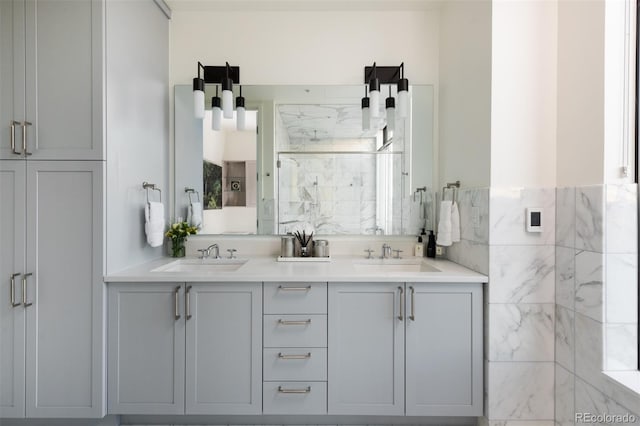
xmin=104 ymin=256 xmax=488 ymax=283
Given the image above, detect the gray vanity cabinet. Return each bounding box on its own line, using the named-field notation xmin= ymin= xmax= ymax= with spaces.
xmin=327 ymin=282 xmax=405 ymax=415
xmin=0 ymin=160 xmax=104 ymax=418
xmin=405 ymin=283 xmax=483 ymax=416
xmin=328 ymin=282 xmax=483 ymax=417
xmin=107 ymin=283 xmax=186 ymax=415
xmin=0 ymin=0 xmax=104 ymax=160
xmin=107 ymin=282 xmax=262 ymax=416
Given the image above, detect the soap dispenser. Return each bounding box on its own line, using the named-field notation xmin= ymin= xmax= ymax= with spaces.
xmin=426 ymin=230 xmax=436 ymax=258
xmin=415 ymin=228 xmax=427 ymax=257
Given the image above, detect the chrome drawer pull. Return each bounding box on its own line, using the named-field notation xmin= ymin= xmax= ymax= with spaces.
xmin=278 ymin=386 xmax=311 ymax=394
xmin=10 ymin=273 xmax=21 ymax=307
xmin=278 ymin=352 xmax=312 ymax=360
xmin=278 ymin=285 xmax=311 ymax=291
xmin=409 ymin=286 xmax=415 ymax=321
xmin=22 ymin=273 xmax=33 ymax=307
xmin=397 ymin=286 xmax=404 ymax=321
xmin=21 ymin=121 xmax=32 ymax=156
xmin=10 ymin=121 xmax=21 ymax=155
xmin=277 ymin=319 xmax=311 ymax=325
xmin=174 ymin=286 xmax=181 ymax=320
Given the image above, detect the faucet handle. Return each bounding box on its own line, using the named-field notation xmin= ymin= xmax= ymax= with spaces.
xmin=392 ymin=249 xmax=403 ymax=259
xmin=364 ymin=249 xmax=374 ymax=259
xmin=227 ymin=248 xmax=237 ymax=259
xmin=197 ymin=249 xmax=208 ymax=259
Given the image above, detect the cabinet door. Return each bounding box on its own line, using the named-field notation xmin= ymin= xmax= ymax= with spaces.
xmin=108 ymin=283 xmax=185 ymax=415
xmin=405 ymin=283 xmax=483 ymax=416
xmin=328 ymin=283 xmax=404 ymax=415
xmin=0 ymin=0 xmax=26 ymax=159
xmin=0 ymin=161 xmax=26 ymax=417
xmin=185 ymin=283 xmax=262 ymax=414
xmin=24 ymin=160 xmax=104 ymax=417
xmin=23 ymin=0 xmax=104 ymax=160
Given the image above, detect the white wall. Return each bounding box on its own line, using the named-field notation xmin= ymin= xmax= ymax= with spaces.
xmin=106 ymin=0 xmax=170 ymax=273
xmin=169 ymin=9 xmax=439 ymax=86
xmin=556 ymin=0 xmax=605 ymax=187
xmin=438 ymin=0 xmax=492 ymax=189
xmin=490 ymin=0 xmax=557 ymax=188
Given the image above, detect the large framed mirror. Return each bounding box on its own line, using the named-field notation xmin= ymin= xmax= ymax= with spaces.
xmin=174 ymin=84 xmax=434 ymax=236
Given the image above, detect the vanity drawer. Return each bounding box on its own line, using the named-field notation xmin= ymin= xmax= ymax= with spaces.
xmin=263 ymin=314 xmax=327 ymax=348
xmin=264 ymin=282 xmax=327 ymax=314
xmin=264 ymin=348 xmax=327 ymax=381
xmin=263 ymin=381 xmax=327 ymax=415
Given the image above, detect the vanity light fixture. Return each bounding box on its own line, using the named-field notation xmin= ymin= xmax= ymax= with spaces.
xmin=396 ymin=62 xmax=409 ymax=118
xmin=368 ymin=62 xmax=381 ymax=118
xmin=211 ymin=86 xmax=222 ymax=131
xmin=385 ymin=86 xmax=395 ymax=133
xmin=236 ymin=85 xmax=246 ymax=131
xmin=192 ymin=61 xmax=241 ymax=122
xmin=363 ymin=62 xmax=410 ymax=121
xmin=193 ymin=62 xmax=205 ymax=119
xmin=361 ymin=85 xmax=370 ymax=131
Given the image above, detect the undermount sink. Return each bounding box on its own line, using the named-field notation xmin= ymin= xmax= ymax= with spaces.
xmin=152 ymin=258 xmax=248 ymax=273
xmin=352 ymin=258 xmax=441 ymax=273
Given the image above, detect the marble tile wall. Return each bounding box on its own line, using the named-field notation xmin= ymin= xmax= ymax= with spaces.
xmin=554 ymin=184 xmax=639 ymax=426
xmin=485 ymin=187 xmax=556 ymax=424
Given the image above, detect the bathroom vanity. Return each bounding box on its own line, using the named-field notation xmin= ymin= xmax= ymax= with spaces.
xmin=105 ymin=256 xmax=486 ymax=421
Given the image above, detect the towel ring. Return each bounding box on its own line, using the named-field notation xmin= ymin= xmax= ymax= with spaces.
xmin=143 ymin=182 xmax=162 ymax=204
xmin=185 ymin=187 xmax=200 ymax=204
xmin=441 ymin=180 xmax=460 ymax=202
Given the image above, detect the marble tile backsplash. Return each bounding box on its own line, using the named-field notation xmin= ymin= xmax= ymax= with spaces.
xmin=554 ymin=184 xmax=639 ymax=426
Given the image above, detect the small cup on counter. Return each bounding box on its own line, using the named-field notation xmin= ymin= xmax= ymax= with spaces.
xmin=280 ymin=235 xmax=295 ymax=258
xmin=313 ymin=239 xmax=329 ymax=257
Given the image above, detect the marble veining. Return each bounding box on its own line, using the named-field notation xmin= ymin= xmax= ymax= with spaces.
xmin=575 ymin=376 xmax=640 ymax=425
xmin=489 ymin=304 xmax=554 ymax=362
xmin=555 ymin=364 xmax=575 ymax=426
xmin=489 ymin=187 xmax=556 ymax=246
xmin=447 ymin=239 xmax=490 ymax=276
xmin=489 ymin=245 xmax=555 ymax=303
xmin=605 ymin=253 xmax=638 ymax=324
xmin=556 ymin=187 xmax=576 ymax=249
xmin=605 ymin=324 xmax=639 ymax=371
xmin=574 ymin=312 xmax=603 ymax=386
xmin=458 ymin=187 xmax=490 ymax=244
xmin=487 ymin=362 xmax=555 ymax=420
xmin=575 ymin=186 xmax=604 ymax=253
xmin=555 ymin=246 xmax=575 ymax=310
xmin=605 ymin=184 xmax=638 ymax=254
xmin=556 ymin=305 xmax=575 ymax=373
xmin=574 ymin=250 xmax=603 ymax=322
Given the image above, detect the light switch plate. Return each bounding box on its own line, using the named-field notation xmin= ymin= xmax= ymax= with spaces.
xmin=526 ymin=208 xmax=543 ymax=233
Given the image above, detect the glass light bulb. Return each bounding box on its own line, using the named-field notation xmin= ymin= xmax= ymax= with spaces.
xmin=362 ymin=107 xmax=370 ymax=131
xmin=236 ymin=106 xmax=246 ymax=131
xmin=369 ymin=90 xmax=380 ymax=118
xmin=397 ymin=90 xmax=409 ymax=119
xmin=222 ymin=90 xmax=233 ymax=119
xmin=212 ymin=106 xmax=222 ymax=131
xmin=386 ymin=106 xmax=395 ymax=133
xmin=193 ymin=90 xmax=205 ymax=119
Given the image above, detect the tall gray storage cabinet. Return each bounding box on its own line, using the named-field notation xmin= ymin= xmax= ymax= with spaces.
xmin=0 ymin=0 xmax=170 ymax=419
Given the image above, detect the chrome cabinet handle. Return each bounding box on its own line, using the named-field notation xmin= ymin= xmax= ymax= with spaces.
xmin=278 ymin=386 xmax=311 ymax=394
xmin=277 ymin=319 xmax=311 ymax=325
xmin=185 ymin=285 xmax=192 ymax=320
xmin=22 ymin=273 xmax=33 ymax=307
xmin=278 ymin=352 xmax=312 ymax=360
xmin=277 ymin=285 xmax=311 ymax=291
xmin=397 ymin=286 xmax=404 ymax=321
xmin=10 ymin=121 xmax=21 ymax=155
xmin=21 ymin=121 xmax=32 ymax=156
xmin=10 ymin=273 xmax=21 ymax=307
xmin=409 ymin=286 xmax=415 ymax=321
xmin=174 ymin=286 xmax=181 ymax=320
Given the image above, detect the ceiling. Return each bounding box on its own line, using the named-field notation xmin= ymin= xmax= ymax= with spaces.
xmin=165 ymin=0 xmax=440 ymax=11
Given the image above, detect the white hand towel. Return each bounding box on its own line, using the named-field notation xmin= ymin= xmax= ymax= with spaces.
xmin=145 ymin=201 xmax=165 ymax=248
xmin=451 ymin=201 xmax=460 ymax=243
xmin=188 ymin=202 xmax=203 ymax=230
xmin=436 ymin=200 xmax=453 ymax=246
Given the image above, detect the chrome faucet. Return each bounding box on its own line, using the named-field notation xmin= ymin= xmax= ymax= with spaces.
xmin=380 ymin=243 xmax=391 ymax=259
xmin=197 ymin=244 xmax=221 ymax=259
